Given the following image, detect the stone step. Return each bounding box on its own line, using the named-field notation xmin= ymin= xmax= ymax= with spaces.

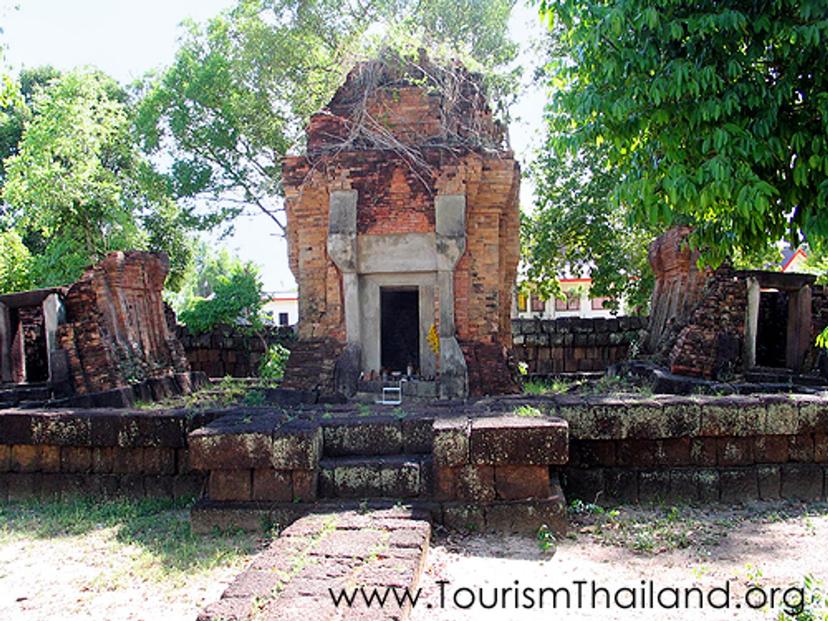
xmin=319 ymin=454 xmax=432 ymax=499
xmin=0 ymin=385 xmax=51 ymax=402
xmin=321 ymin=415 xmax=433 ymax=458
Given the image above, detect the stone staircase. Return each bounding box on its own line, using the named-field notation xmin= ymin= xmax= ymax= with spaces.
xmin=0 ymin=383 xmax=52 ymax=409
xmin=318 ymin=416 xmax=434 ymax=500
xmin=280 ymin=338 xmax=343 ymax=394
xmin=188 ymin=408 xmax=569 ymax=536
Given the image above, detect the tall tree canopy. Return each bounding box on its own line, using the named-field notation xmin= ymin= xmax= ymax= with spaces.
xmin=522 ymin=142 xmax=656 ymax=312
xmin=1 ymin=69 xmax=193 ymax=290
xmin=136 ymin=0 xmax=519 ymax=235
xmin=538 ymin=0 xmax=828 ymax=265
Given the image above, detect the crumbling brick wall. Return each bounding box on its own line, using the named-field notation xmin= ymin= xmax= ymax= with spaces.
xmin=646 ymin=226 xmax=713 ymax=353
xmin=57 ymin=251 xmax=189 ymax=394
xmin=668 ymin=268 xmax=748 ymax=379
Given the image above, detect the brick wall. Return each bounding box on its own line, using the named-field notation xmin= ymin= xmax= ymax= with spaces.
xmin=549 ymin=394 xmax=828 ymax=504
xmin=0 ymin=409 xmax=226 ymax=501
xmin=177 ymin=325 xmax=296 ymax=378
xmin=512 ymin=316 xmax=646 ymax=375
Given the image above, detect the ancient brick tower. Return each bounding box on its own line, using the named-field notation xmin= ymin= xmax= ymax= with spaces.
xmin=281 ymin=56 xmax=520 ymax=399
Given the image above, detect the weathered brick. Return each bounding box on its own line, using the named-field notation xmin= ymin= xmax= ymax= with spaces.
xmin=451 ymin=465 xmax=495 ymax=502
xmin=757 ymin=465 xmax=781 ymax=500
xmin=494 ymin=465 xmax=550 ymax=500
xmin=690 ymin=438 xmax=718 ymax=466
xmin=271 ymin=419 xmax=321 ymax=470
xmin=40 ymin=446 xmax=61 ymax=473
xmin=754 ymin=435 xmax=789 ymax=464
xmin=142 ymin=447 xmax=176 ymax=475
xmin=112 ymin=447 xmax=143 ymax=474
xmin=719 ymin=468 xmax=758 ymax=503
xmin=656 ymin=438 xmax=691 ymax=466
xmin=432 ymin=417 xmax=469 ymax=467
xmin=7 ymin=473 xmax=41 ymax=499
xmin=441 ymin=503 xmax=486 ymax=532
xmin=92 ymin=447 xmax=115 ymax=473
xmin=10 ymin=445 xmax=40 ymax=472
xmin=171 ymin=474 xmax=203 ymax=499
xmin=470 ymin=416 xmax=568 ymax=465
xmin=717 ymin=437 xmax=754 ymax=466
xmin=188 ymin=414 xmax=280 ymax=471
xmin=562 ymin=468 xmax=604 ymax=503
xmin=322 ymin=417 xmax=402 ymax=456
xmin=291 ymin=470 xmax=317 ymax=502
xmin=816 ymin=433 xmax=828 ymax=463
xmin=638 ymin=470 xmax=670 ymax=503
xmin=603 ymin=468 xmax=638 ymax=504
xmin=252 ymin=469 xmax=292 ymax=502
xmin=60 ymin=447 xmax=92 ymax=473
xmin=668 ymin=469 xmax=698 ymax=501
xmin=617 ymin=440 xmax=658 ymax=467
xmin=570 ymin=440 xmax=616 ymax=467
xmin=780 ymin=463 xmax=823 ymax=501
xmin=208 ymin=470 xmax=252 ymax=502
xmin=788 ymin=434 xmax=815 ymax=462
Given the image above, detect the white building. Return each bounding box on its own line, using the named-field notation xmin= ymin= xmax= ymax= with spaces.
xmin=514 ymin=278 xmax=627 ymax=319
xmin=262 ymin=290 xmax=299 ymax=326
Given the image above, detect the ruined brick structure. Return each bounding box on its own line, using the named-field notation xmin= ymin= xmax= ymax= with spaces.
xmin=57 ymin=251 xmax=190 ymax=394
xmin=647 ymin=227 xmax=828 ymax=380
xmin=281 ymin=57 xmax=520 ymax=398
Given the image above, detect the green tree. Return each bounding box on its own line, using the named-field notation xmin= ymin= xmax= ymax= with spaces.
xmin=523 ymin=142 xmax=656 ymax=313
xmin=0 ymin=66 xmax=62 ymax=188
xmin=136 ymin=0 xmax=519 ymax=235
xmin=538 ymin=0 xmax=828 ymax=265
xmin=177 ymin=259 xmax=265 ymax=334
xmin=2 ymin=69 xmax=193 ymax=288
xmin=0 ymin=229 xmax=33 ymax=293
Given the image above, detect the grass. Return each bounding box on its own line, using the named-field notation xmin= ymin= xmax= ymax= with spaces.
xmin=513 ymin=404 xmax=543 ymax=417
xmin=523 ymin=379 xmax=575 ymax=396
xmin=0 ymin=496 xmax=264 ymax=586
xmin=135 ymin=376 xmax=275 ymax=411
xmin=567 ymin=501 xmax=828 ymax=556
xmin=522 ymin=374 xmax=656 ymax=397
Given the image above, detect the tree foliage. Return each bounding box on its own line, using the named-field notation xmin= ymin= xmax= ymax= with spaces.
xmin=0 ymin=229 xmax=33 ymax=293
xmin=522 ymin=142 xmax=656 ymax=312
xmin=538 ymin=0 xmax=828 ymax=265
xmin=177 ymin=259 xmax=265 ymax=334
xmin=0 ymin=69 xmax=193 ymax=291
xmin=136 ymin=0 xmax=519 ymax=234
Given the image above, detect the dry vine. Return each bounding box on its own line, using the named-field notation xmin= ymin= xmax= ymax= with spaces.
xmin=293 ymin=49 xmax=508 ymax=196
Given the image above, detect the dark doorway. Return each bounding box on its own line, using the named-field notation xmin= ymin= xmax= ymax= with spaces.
xmin=380 ymin=288 xmax=419 ymax=374
xmin=756 ymin=290 xmax=789 ymax=368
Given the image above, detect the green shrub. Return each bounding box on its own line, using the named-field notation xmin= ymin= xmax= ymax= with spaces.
xmin=178 ymin=262 xmax=264 ymax=334
xmin=259 ymin=343 xmax=290 ymax=380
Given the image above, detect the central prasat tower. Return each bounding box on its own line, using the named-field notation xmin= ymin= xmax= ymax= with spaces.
xmin=281 ymin=54 xmax=520 ymax=399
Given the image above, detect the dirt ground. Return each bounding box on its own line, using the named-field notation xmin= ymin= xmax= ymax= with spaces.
xmin=1 ymin=500 xmax=827 ymax=621
xmin=0 ymin=499 xmax=264 ymax=621
xmin=412 ymin=502 xmax=828 ymax=621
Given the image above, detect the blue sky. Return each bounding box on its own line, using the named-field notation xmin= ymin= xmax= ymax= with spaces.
xmin=1 ymin=0 xmax=545 ymax=292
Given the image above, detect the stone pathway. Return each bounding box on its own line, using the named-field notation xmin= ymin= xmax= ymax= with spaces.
xmin=198 ymin=508 xmax=431 ymax=621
